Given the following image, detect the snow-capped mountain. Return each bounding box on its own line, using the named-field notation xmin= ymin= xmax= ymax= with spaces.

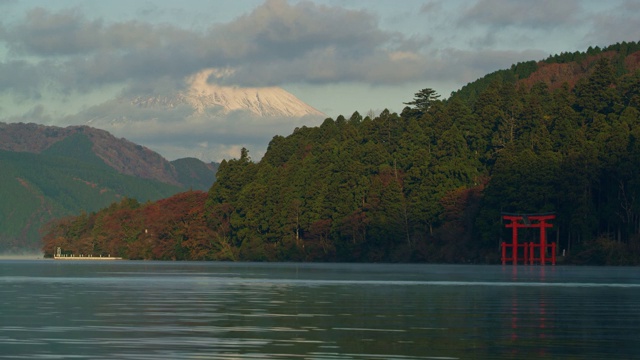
xmin=77 ymin=68 xmax=326 ymax=162
xmin=127 ymin=69 xmax=324 ymax=118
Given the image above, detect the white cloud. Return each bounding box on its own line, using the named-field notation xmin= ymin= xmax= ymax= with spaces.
xmin=94 ymin=112 xmax=324 ymax=162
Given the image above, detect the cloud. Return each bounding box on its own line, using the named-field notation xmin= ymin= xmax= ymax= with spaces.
xmin=212 ymin=0 xmax=390 ymax=61
xmin=80 ymin=108 xmax=322 ymax=162
xmin=0 ymin=60 xmax=46 ymax=98
xmin=0 ymin=0 xmax=434 ymax=99
xmin=2 ymin=7 xmax=201 ymax=57
xmin=453 ymin=0 xmax=586 ymax=50
xmin=423 ymin=47 xmax=547 ymax=86
xmin=5 ymin=104 xmax=53 ymax=123
xmin=585 ymin=1 xmax=640 ymax=46
xmin=56 ymin=91 xmax=325 ymax=162
xmin=0 ymin=9 xmax=205 ymax=95
xmin=5 ymin=7 xmax=104 ymax=56
xmin=1 ymin=0 xmax=636 ymax=101
xmin=420 ymin=1 xmax=442 ymax=14
xmin=460 ymin=0 xmax=581 ymax=29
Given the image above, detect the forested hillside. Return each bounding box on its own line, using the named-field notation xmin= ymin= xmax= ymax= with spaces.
xmin=43 ymin=43 xmax=640 ymax=264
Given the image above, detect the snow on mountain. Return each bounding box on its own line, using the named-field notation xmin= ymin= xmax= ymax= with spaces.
xmin=127 ymin=69 xmax=324 ymax=118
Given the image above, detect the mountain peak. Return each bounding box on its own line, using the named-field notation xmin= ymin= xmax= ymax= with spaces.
xmin=180 ymin=68 xmax=325 ymax=117
xmin=126 ymin=69 xmax=325 ymax=118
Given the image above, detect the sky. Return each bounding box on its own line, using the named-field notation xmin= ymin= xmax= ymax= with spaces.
xmin=1 ymin=0 xmax=639 ymax=162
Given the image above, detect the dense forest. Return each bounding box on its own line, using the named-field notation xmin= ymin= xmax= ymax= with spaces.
xmin=43 ymin=42 xmax=640 ymax=264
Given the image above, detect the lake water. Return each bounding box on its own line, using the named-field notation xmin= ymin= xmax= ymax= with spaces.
xmin=1 ymin=261 xmax=639 ymax=359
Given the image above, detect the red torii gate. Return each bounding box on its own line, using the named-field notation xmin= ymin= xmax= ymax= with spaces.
xmin=501 ymin=213 xmax=556 ymax=265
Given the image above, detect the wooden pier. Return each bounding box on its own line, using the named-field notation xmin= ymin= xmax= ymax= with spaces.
xmin=53 ymin=255 xmax=122 ymax=260
xmin=54 ymin=247 xmax=122 ymax=260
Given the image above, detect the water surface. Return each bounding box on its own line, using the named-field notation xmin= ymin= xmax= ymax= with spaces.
xmin=1 ymin=261 xmax=639 ymax=359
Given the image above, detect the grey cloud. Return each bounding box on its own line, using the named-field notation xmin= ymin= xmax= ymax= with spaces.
xmin=4 ymin=7 xmax=104 ymax=56
xmin=0 ymin=60 xmax=45 ymax=98
xmin=135 ymin=3 xmax=162 ymax=18
xmin=64 ymin=99 xmax=324 ymax=162
xmin=420 ymin=2 xmax=442 ymax=14
xmin=623 ymin=0 xmax=640 ymax=12
xmin=208 ymin=0 xmax=419 ymax=85
xmin=2 ymin=7 xmax=198 ymax=56
xmin=226 ymin=44 xmax=431 ymax=86
xmin=6 ymin=104 xmax=52 ymax=123
xmin=461 ymin=0 xmax=580 ymax=29
xmin=120 ymin=77 xmax=188 ymax=98
xmin=213 ymin=0 xmax=389 ymax=59
xmin=435 ymin=47 xmax=547 ymax=84
xmin=0 ymin=0 xmax=432 ymax=96
xmin=585 ymin=2 xmax=640 ymax=46
xmin=1 ymin=7 xmax=211 ymax=80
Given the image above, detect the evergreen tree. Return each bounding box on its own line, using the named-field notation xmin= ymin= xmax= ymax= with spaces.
xmin=404 ymin=88 xmax=441 ymax=112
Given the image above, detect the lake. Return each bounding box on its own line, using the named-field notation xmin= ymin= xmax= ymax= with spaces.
xmin=1 ymin=261 xmax=639 ymax=359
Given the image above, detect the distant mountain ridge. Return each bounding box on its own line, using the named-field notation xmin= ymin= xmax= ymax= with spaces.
xmin=0 ymin=122 xmax=218 ymax=188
